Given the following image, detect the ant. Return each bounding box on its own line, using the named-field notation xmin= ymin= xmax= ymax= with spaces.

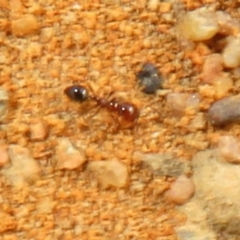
xmin=64 ymin=85 xmax=139 ymax=126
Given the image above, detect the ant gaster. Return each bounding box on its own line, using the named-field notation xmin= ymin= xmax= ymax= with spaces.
xmin=64 ymin=85 xmax=139 ymax=123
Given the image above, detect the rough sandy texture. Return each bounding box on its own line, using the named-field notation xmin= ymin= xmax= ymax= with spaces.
xmin=0 ymin=0 xmax=239 ymax=239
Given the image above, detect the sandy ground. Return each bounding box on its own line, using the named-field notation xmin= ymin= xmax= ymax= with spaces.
xmin=0 ymin=0 xmax=239 ymax=239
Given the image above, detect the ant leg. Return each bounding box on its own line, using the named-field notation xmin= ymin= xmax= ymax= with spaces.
xmin=88 ymin=91 xmax=116 ymax=122
xmin=131 ymin=118 xmax=140 ymax=135
xmin=87 ymin=103 xmax=101 ymax=118
xmin=113 ymin=116 xmax=121 ymax=133
xmin=106 ymin=114 xmax=120 ymax=133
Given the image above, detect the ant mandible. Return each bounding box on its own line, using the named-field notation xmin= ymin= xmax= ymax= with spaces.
xmin=64 ymin=85 xmax=139 ymax=124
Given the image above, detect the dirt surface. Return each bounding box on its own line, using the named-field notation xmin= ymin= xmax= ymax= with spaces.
xmin=0 ymin=0 xmax=240 ymax=239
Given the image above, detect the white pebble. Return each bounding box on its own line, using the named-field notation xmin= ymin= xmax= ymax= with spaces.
xmin=88 ymin=160 xmax=128 ymax=187
xmin=55 ymin=138 xmax=86 ymax=170
xmin=213 ymin=73 xmax=233 ymax=99
xmin=222 ymin=37 xmax=240 ymax=68
xmin=218 ymin=136 xmax=240 ymax=164
xmin=2 ymin=145 xmax=41 ymax=186
xmin=165 ymin=175 xmax=195 ymax=205
xmin=166 ymin=93 xmax=200 ymax=115
xmin=179 ymin=7 xmax=219 ymax=41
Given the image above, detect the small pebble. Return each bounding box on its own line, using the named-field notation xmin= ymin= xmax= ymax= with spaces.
xmin=2 ymin=145 xmax=41 ymax=186
xmin=27 ymin=42 xmax=42 ymax=58
xmin=189 ymin=112 xmax=207 ymax=130
xmin=88 ymin=160 xmax=128 ymax=187
xmin=136 ymin=63 xmax=163 ymax=94
xmin=199 ymin=84 xmax=216 ymax=98
xmin=201 ymin=54 xmax=223 ymax=84
xmin=40 ymin=27 xmax=54 ymax=43
xmin=55 ymin=138 xmax=86 ymax=170
xmin=0 ymin=88 xmax=8 ymax=122
xmin=178 ymin=7 xmax=219 ymax=41
xmin=212 ymin=73 xmax=233 ymax=99
xmin=29 ymin=119 xmax=48 ymax=141
xmin=147 ymin=0 xmax=159 ymax=11
xmin=166 ymin=93 xmax=200 ymax=115
xmin=216 ymin=11 xmax=240 ymax=36
xmin=165 ymin=175 xmax=195 ymax=205
xmin=11 ymin=14 xmax=40 ymax=37
xmin=218 ymin=136 xmax=240 ymax=164
xmin=222 ymin=37 xmax=240 ymax=68
xmin=208 ymin=95 xmax=240 ymax=126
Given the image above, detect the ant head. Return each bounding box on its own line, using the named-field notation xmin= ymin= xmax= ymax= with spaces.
xmin=64 ymin=85 xmax=89 ymax=102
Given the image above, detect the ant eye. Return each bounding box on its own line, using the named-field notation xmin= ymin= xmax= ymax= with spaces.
xmin=64 ymin=85 xmax=88 ymax=102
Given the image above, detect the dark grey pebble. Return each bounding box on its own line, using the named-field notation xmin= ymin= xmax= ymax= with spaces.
xmin=208 ymin=95 xmax=240 ymax=126
xmin=136 ymin=63 xmax=163 ymax=94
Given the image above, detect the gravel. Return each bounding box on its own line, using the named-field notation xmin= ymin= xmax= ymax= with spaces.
xmin=222 ymin=37 xmax=240 ymax=68
xmin=55 ymin=138 xmax=86 ymax=170
xmin=201 ymin=54 xmax=233 ymax=98
xmin=189 ymin=112 xmax=207 ymax=131
xmin=2 ymin=145 xmax=41 ymax=186
xmin=166 ymin=93 xmax=200 ymax=115
xmin=88 ymin=159 xmax=128 ymax=188
xmin=201 ymin=54 xmax=223 ymax=84
xmin=136 ymin=62 xmax=163 ymax=94
xmin=2 ymin=1 xmax=240 ymax=239
xmin=208 ymin=95 xmax=240 ymax=126
xmin=178 ymin=7 xmax=219 ymax=41
xmin=211 ymin=73 xmax=233 ymax=99
xmin=165 ymin=175 xmax=195 ymax=205
xmin=218 ymin=135 xmax=240 ymax=164
xmin=176 ymin=149 xmax=240 ymax=239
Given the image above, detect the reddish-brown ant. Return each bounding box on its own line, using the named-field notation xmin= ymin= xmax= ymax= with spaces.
xmin=64 ymin=85 xmax=139 ymax=125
